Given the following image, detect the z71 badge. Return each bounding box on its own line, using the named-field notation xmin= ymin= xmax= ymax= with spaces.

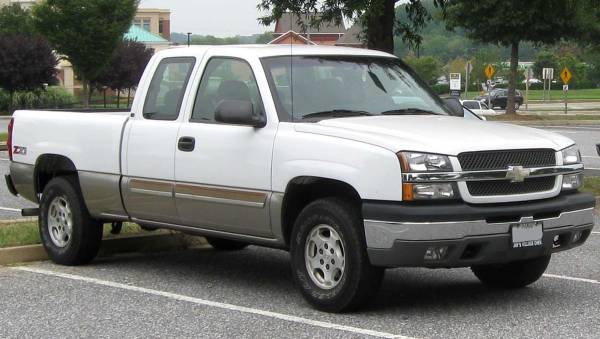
xmin=13 ymin=146 xmax=27 ymax=155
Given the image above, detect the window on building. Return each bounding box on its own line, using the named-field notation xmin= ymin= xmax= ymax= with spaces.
xmin=159 ymin=19 xmax=164 ymax=34
xmin=143 ymin=19 xmax=151 ymax=32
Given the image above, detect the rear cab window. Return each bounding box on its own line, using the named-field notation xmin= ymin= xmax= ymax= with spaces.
xmin=143 ymin=57 xmax=196 ymax=121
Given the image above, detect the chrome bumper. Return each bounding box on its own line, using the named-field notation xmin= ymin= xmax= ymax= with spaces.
xmin=365 ymin=207 xmax=594 ymax=249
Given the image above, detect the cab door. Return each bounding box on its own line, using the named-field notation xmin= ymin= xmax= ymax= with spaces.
xmin=174 ymin=56 xmax=276 ymax=237
xmin=123 ymin=57 xmax=197 ymax=224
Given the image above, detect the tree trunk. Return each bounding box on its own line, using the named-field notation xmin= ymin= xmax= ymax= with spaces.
xmin=117 ymin=90 xmax=121 ymax=109
xmin=82 ymin=80 xmax=90 ymax=108
xmin=366 ymin=0 xmax=395 ymax=53
xmin=127 ymin=88 xmax=131 ymax=108
xmin=505 ymin=41 xmax=519 ymax=115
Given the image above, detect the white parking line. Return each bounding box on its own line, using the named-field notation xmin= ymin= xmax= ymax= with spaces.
xmin=544 ymin=274 xmax=600 ymax=285
xmin=592 ymin=232 xmax=600 ymax=235
xmin=0 ymin=207 xmax=21 ymax=212
xmin=12 ymin=266 xmax=412 ymax=339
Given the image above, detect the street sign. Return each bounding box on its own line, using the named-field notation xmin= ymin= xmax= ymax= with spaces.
xmin=465 ymin=61 xmax=473 ymax=74
xmin=542 ymin=68 xmax=554 ymax=80
xmin=449 ymin=73 xmax=461 ymax=91
xmin=560 ymin=67 xmax=572 ymax=84
xmin=484 ymin=64 xmax=495 ymax=79
xmin=563 ymin=84 xmax=569 ymax=91
xmin=524 ymin=68 xmax=533 ymax=81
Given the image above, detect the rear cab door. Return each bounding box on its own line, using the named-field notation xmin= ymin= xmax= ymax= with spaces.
xmin=122 ymin=50 xmax=206 ymax=224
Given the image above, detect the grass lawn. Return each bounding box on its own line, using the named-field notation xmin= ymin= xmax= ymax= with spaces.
xmin=487 ymin=114 xmax=600 ymax=121
xmin=0 ymin=222 xmax=151 ymax=248
xmin=0 ymin=133 xmax=7 ymax=142
xmin=582 ymin=176 xmax=600 ymax=197
xmin=469 ymin=88 xmax=600 ymax=101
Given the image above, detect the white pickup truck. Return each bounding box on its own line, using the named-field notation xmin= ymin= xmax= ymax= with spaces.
xmin=6 ymin=45 xmax=595 ymax=312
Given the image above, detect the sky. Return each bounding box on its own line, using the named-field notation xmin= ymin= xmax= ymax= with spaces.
xmin=139 ymin=0 xmax=273 ymax=37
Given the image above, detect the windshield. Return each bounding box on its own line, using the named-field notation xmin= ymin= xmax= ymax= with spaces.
xmin=261 ymin=56 xmax=450 ymax=121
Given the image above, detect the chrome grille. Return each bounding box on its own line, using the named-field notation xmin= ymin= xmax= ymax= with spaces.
xmin=467 ymin=177 xmax=556 ymax=196
xmin=458 ymin=149 xmax=556 ymax=171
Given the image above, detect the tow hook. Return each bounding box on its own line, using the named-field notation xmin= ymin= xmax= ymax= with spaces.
xmin=110 ymin=221 xmax=123 ymax=235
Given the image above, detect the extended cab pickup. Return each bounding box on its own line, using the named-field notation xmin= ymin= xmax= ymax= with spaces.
xmin=6 ymin=46 xmax=595 ymax=312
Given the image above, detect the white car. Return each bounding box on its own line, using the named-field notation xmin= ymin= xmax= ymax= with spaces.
xmin=461 ymin=99 xmax=501 ymax=115
xmin=6 ymin=45 xmax=594 ymax=312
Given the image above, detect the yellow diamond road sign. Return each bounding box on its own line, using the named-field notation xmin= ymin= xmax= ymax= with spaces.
xmin=485 ymin=64 xmax=495 ymax=79
xmin=560 ymin=67 xmax=572 ymax=84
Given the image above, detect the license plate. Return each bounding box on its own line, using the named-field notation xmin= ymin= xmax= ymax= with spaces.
xmin=511 ymin=221 xmax=543 ymax=248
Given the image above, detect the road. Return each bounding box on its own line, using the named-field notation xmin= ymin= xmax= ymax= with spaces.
xmin=1 ymin=229 xmax=600 ymax=338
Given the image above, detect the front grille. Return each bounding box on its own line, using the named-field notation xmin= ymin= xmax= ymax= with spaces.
xmin=467 ymin=177 xmax=556 ymax=196
xmin=458 ymin=149 xmax=556 ymax=171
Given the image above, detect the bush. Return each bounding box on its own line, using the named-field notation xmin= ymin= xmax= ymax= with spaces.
xmin=0 ymin=86 xmax=77 ymax=114
xmin=430 ymin=83 xmax=450 ymax=95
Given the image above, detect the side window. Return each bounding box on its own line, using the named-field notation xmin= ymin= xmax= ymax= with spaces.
xmin=463 ymin=101 xmax=479 ymax=110
xmin=192 ymin=58 xmax=264 ymax=123
xmin=143 ymin=57 xmax=195 ymax=121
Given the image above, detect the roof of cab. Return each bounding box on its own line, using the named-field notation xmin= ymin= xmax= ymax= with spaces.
xmin=155 ymin=44 xmax=395 ymax=59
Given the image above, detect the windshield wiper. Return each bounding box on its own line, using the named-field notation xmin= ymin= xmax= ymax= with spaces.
xmin=380 ymin=108 xmax=439 ymax=116
xmin=301 ymin=109 xmax=375 ymax=120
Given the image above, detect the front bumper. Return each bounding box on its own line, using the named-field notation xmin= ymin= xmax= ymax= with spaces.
xmin=363 ymin=192 xmax=596 ymax=268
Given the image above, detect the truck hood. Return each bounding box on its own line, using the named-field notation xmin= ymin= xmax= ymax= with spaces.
xmin=294 ymin=115 xmax=574 ymax=155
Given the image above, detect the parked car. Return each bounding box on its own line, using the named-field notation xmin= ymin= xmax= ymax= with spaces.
xmin=460 ymin=99 xmax=500 ymax=116
xmin=6 ymin=45 xmax=594 ymax=312
xmin=475 ymin=88 xmax=524 ymax=110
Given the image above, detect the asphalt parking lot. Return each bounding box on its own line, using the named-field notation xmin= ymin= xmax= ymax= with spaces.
xmin=0 ymin=125 xmax=599 ymax=338
xmin=1 ymin=226 xmax=600 ymax=339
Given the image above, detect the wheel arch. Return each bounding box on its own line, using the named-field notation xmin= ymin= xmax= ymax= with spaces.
xmin=34 ymin=154 xmax=79 ymax=199
xmin=280 ymin=176 xmax=362 ymax=247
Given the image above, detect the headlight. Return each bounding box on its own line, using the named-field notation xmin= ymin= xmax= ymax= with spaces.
xmin=562 ymin=145 xmax=581 ymax=164
xmin=562 ymin=173 xmax=583 ymax=191
xmin=398 ymin=152 xmax=452 ymax=172
xmin=398 ymin=151 xmax=456 ymax=200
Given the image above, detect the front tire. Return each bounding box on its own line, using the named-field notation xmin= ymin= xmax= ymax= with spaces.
xmin=471 ymin=255 xmax=551 ymax=288
xmin=290 ymin=198 xmax=384 ymax=312
xmin=39 ymin=176 xmax=103 ymax=266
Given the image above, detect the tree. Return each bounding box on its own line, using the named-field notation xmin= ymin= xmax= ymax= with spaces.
xmin=258 ymin=0 xmax=444 ymax=53
xmin=0 ymin=4 xmax=36 ymax=36
xmin=0 ymin=35 xmax=58 ymax=113
xmin=404 ymin=55 xmax=442 ymax=85
xmin=255 ymin=32 xmax=275 ymax=44
xmin=93 ymin=39 xmax=154 ymax=108
xmin=443 ymin=0 xmax=580 ymax=114
xmin=32 ymin=0 xmax=139 ymax=107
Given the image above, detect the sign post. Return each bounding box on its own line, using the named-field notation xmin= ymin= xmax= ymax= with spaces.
xmin=449 ymin=73 xmax=461 ymax=97
xmin=484 ymin=64 xmax=495 ymax=109
xmin=465 ymin=61 xmax=473 ymax=98
xmin=542 ymin=68 xmax=554 ymax=102
xmin=524 ymin=68 xmax=533 ymax=111
xmin=560 ymin=67 xmax=572 ymax=115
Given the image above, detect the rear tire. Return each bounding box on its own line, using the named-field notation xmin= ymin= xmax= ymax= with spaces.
xmin=290 ymin=198 xmax=384 ymax=313
xmin=206 ymin=237 xmax=248 ymax=251
xmin=39 ymin=176 xmax=103 ymax=266
xmin=471 ymin=255 xmax=551 ymax=288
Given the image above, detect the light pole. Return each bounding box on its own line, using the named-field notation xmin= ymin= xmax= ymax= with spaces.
xmin=187 ymin=32 xmax=192 ymax=47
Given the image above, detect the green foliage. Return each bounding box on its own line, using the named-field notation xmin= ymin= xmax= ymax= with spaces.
xmin=258 ymin=0 xmax=444 ymax=52
xmin=404 ymin=55 xmax=443 ymax=85
xmin=0 ymin=4 xmax=36 ymax=35
xmin=93 ymin=39 xmax=154 ymax=92
xmin=533 ymin=52 xmax=559 ymax=79
xmin=0 ymin=34 xmax=58 ymax=113
xmin=0 ymin=87 xmax=77 ymax=113
xmin=190 ymin=35 xmax=241 ymax=45
xmin=33 ymin=0 xmax=139 ymax=106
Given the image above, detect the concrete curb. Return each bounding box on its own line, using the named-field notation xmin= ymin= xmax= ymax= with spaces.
xmin=0 ymin=233 xmax=207 ymax=266
xmin=0 ymin=142 xmax=6 ymax=151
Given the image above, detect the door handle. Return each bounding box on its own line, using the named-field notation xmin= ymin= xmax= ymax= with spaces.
xmin=178 ymin=136 xmax=195 ymax=152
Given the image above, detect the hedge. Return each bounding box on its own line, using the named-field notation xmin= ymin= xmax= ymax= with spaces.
xmin=0 ymin=87 xmax=77 ymax=114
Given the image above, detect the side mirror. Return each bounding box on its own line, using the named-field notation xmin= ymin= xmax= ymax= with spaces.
xmin=214 ymin=100 xmax=266 ymax=128
xmin=442 ymin=97 xmax=464 ymax=117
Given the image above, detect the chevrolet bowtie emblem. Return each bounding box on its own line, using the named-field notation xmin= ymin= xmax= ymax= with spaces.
xmin=505 ymin=165 xmax=530 ymax=183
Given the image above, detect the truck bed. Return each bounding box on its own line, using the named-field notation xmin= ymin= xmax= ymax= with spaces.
xmin=11 ymin=110 xmax=130 ymax=175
